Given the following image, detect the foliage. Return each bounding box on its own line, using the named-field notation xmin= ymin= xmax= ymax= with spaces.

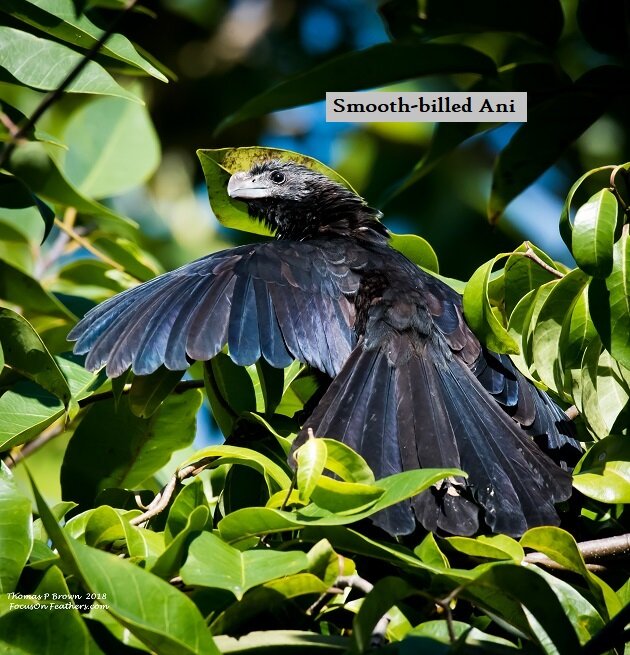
xmin=0 ymin=1 xmax=629 ymax=655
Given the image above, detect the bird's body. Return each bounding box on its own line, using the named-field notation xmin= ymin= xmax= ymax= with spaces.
xmin=69 ymin=159 xmax=580 ymax=537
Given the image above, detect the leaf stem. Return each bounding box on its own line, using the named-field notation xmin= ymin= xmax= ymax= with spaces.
xmin=521 ymin=242 xmax=565 ymax=279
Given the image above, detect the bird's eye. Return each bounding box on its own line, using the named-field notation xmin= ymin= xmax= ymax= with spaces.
xmin=270 ymin=171 xmax=285 ymax=184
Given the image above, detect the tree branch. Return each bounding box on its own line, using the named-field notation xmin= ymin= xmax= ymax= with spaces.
xmin=0 ymin=0 xmax=140 ymax=169
xmin=78 ymin=379 xmax=204 ymax=408
xmin=53 ymin=217 xmax=124 ymax=271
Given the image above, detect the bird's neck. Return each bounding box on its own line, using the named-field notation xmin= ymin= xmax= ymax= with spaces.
xmin=248 ymin=199 xmax=389 ymax=243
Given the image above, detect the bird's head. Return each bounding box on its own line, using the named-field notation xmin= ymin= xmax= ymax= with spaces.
xmin=227 ymin=159 xmax=386 ymax=240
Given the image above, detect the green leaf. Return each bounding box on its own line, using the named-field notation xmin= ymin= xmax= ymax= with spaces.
xmin=0 ymin=27 xmax=141 ymax=102
xmin=0 ymin=258 xmax=76 ymax=319
xmin=0 ymin=564 xmax=105 ymax=654
xmin=198 ymin=147 xmax=357 ymax=236
xmin=204 ymin=354 xmax=257 ymax=435
xmin=414 ymin=533 xmax=449 ymax=569
xmin=319 ymin=438 xmax=375 ymax=484
xmin=61 ymin=391 xmax=202 ymax=507
xmin=30 ymin=472 xmax=220 ymax=655
xmin=216 ymin=43 xmax=494 ymax=132
xmin=178 ymin=444 xmax=292 ymax=493
xmin=534 ymin=567 xmax=606 ymax=646
xmin=129 ymin=367 xmax=186 ymax=418
xmin=388 ymin=233 xmax=439 ymax=273
xmin=463 ymin=564 xmax=582 ymax=654
xmin=150 ymin=505 xmax=209 ymax=579
xmin=404 ymin=620 xmax=519 ymax=652
xmin=446 ymin=534 xmax=524 ymax=562
xmin=310 ymin=476 xmax=384 ymax=515
xmin=180 ymin=531 xmax=308 ymax=600
xmin=8 ymin=141 xmax=139 ymax=239
xmin=0 ymin=307 xmax=71 ymax=404
xmin=572 ymin=189 xmax=618 ymax=277
xmin=0 ymin=171 xmax=54 ymax=242
xmin=2 ymin=0 xmax=168 ymax=81
xmin=53 ymin=95 xmax=160 ymax=199
xmin=559 ymin=165 xmax=617 ymax=249
xmin=532 ymin=268 xmax=589 ymax=394
xmin=463 ymin=254 xmax=520 ymax=354
xmin=573 ymin=434 xmax=630 ymax=504
xmin=165 ymin=478 xmax=209 ymax=544
xmin=0 ymin=462 xmax=32 ymax=593
xmin=503 ymin=244 xmax=560 ymax=317
xmin=579 ymin=336 xmax=629 ymax=436
xmin=0 ymin=380 xmax=64 ymax=450
xmin=589 ymin=232 xmax=630 ymax=369
xmin=295 ymin=436 xmax=328 ymax=502
xmin=218 ymin=468 xmax=462 ymax=543
xmin=521 ymin=526 xmax=620 ymax=618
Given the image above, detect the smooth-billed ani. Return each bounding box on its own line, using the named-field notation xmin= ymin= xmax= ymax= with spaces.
xmin=68 ymin=159 xmax=581 ymax=537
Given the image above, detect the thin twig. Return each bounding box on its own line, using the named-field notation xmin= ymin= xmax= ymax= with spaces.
xmin=0 ymin=112 xmax=20 ymax=137
xmin=524 ymin=533 xmax=630 ymax=570
xmin=54 ymin=217 xmax=124 ymax=271
xmin=435 ymin=586 xmax=463 ymax=644
xmin=0 ymin=0 xmax=139 ymax=169
xmin=565 ymin=405 xmax=579 ymax=421
xmin=609 ymin=164 xmax=629 ymax=214
xmin=129 ymin=474 xmax=178 ymax=526
xmin=3 ymin=421 xmax=65 ymax=469
xmin=78 ymin=379 xmax=204 ymax=408
xmin=523 ymin=553 xmax=607 ymax=573
xmin=522 ymin=242 xmax=565 ymax=279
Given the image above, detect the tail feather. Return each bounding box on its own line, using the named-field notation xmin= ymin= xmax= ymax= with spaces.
xmin=294 ymin=336 xmax=573 ymax=537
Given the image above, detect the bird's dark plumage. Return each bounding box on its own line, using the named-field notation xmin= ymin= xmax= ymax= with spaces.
xmin=68 ymin=158 xmax=581 ymax=537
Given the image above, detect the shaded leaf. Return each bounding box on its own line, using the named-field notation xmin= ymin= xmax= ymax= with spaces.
xmin=216 ymin=43 xmax=494 ymax=133
xmin=61 ymin=391 xmax=202 ymax=507
xmin=0 ymin=307 xmax=71 ymax=404
xmin=0 ymin=171 xmax=54 ymax=242
xmin=129 ymin=367 xmax=186 ymax=418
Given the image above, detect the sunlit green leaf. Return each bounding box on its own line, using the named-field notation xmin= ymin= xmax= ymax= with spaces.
xmin=31 ymin=473 xmax=220 ymax=655
xmin=2 ymin=0 xmax=168 ymax=81
xmin=463 ymin=254 xmax=519 ymax=354
xmin=572 ymin=189 xmax=618 ymax=277
xmin=0 ymin=27 xmax=141 ymax=102
xmin=180 ymin=531 xmax=308 ymax=600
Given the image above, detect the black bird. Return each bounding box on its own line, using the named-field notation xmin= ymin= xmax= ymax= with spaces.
xmin=68 ymin=159 xmax=580 ymax=537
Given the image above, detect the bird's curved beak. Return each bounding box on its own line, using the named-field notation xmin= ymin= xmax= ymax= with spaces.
xmin=227 ymin=172 xmax=270 ymax=200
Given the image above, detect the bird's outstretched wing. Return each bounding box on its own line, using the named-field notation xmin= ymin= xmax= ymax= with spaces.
xmin=68 ymin=240 xmax=361 ymax=378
